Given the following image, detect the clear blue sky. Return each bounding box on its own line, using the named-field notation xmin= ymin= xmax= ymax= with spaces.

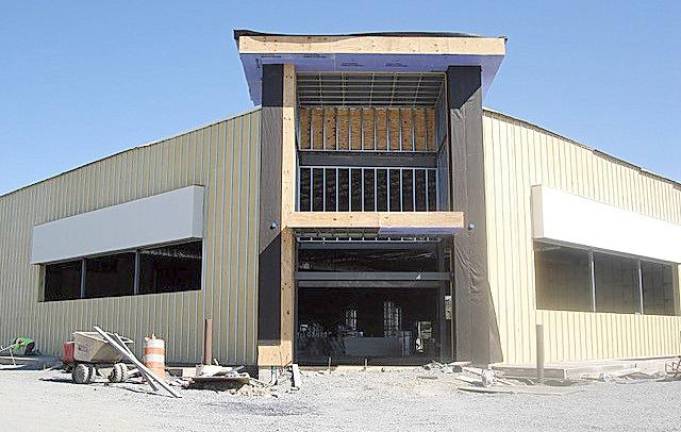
xmin=1 ymin=1 xmax=679 ymax=196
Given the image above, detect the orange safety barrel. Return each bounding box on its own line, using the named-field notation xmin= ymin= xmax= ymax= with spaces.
xmin=143 ymin=335 xmax=165 ymax=379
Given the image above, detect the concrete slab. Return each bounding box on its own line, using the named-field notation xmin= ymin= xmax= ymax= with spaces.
xmin=492 ymin=357 xmax=675 ymax=380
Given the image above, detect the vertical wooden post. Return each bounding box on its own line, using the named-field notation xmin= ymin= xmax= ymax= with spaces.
xmin=203 ymin=318 xmax=213 ymax=365
xmin=536 ymin=323 xmax=545 ymax=382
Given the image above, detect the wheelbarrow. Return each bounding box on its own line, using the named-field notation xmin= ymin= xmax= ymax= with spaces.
xmin=65 ymin=331 xmax=134 ymax=384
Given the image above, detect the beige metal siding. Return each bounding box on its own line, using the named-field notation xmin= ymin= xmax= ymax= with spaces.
xmin=0 ymin=109 xmax=261 ymax=365
xmin=483 ymin=110 xmax=681 ymax=364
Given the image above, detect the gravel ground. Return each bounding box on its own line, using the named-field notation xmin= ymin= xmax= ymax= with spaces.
xmin=1 ymin=367 xmax=680 ymax=432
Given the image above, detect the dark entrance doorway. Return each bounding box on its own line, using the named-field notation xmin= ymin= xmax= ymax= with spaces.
xmin=296 ymin=287 xmax=440 ymax=365
xmin=294 ymin=239 xmax=453 ymax=365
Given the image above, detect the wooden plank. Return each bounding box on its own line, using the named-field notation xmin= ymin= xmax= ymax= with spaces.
xmin=388 ymin=108 xmax=401 ymax=151
xmin=280 ymin=228 xmax=295 ymax=365
xmin=362 ymin=108 xmax=375 ymax=150
xmin=237 ymin=34 xmax=507 ymax=56
xmin=414 ymin=108 xmax=427 ymax=151
xmin=400 ymin=108 xmax=414 ymax=151
xmin=281 ymin=64 xmax=297 ymax=220
xmin=299 ymin=107 xmax=311 ymax=150
xmin=350 ymin=108 xmax=362 ymax=150
xmin=286 ymin=211 xmax=465 ymax=230
xmin=311 ymin=108 xmax=324 ymax=150
xmin=324 ymin=107 xmax=336 ymax=150
xmin=426 ymin=108 xmax=436 ymax=151
xmin=337 ymin=108 xmax=350 ymax=150
xmin=375 ymin=108 xmax=388 ymax=150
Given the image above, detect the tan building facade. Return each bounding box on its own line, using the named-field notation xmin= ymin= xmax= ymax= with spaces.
xmin=1 ymin=31 xmax=679 ymax=367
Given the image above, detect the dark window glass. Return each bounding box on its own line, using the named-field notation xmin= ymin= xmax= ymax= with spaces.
xmin=642 ymin=261 xmax=676 ymax=316
xmin=534 ymin=243 xmax=592 ymax=312
xmin=44 ymin=260 xmax=82 ymax=301
xmin=338 ymin=169 xmax=349 ymax=211
xmin=415 ymin=169 xmax=427 ymax=211
xmin=363 ymin=169 xmax=376 ymax=211
xmin=298 ymin=248 xmax=438 ymax=272
xmin=389 ymin=169 xmax=401 ymax=211
xmin=312 ymin=168 xmax=324 ymax=211
xmin=139 ymin=241 xmax=202 ymax=294
xmin=427 ymin=169 xmax=437 ymax=211
xmin=402 ymin=169 xmax=414 ymax=211
xmin=350 ymin=169 xmax=363 ymax=211
xmin=594 ymin=253 xmax=638 ymax=314
xmin=299 ymin=168 xmax=311 ymax=211
xmin=325 ymin=168 xmax=337 ymax=211
xmin=376 ymin=169 xmax=388 ymax=211
xmin=84 ymin=253 xmax=135 ymax=299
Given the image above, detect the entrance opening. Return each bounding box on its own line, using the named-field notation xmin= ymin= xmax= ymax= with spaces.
xmin=297 ymin=287 xmax=440 ymax=365
xmin=294 ymin=235 xmax=453 ymax=365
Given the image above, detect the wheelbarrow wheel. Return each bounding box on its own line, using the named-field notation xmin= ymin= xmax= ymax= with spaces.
xmin=86 ymin=365 xmax=97 ymax=383
xmin=72 ymin=363 xmax=91 ymax=384
xmin=109 ymin=363 xmax=129 ymax=383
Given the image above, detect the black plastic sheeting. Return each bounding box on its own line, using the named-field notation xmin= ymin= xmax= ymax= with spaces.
xmin=447 ymin=66 xmax=503 ymax=365
xmin=257 ymin=64 xmax=284 ymax=342
xmin=234 ymin=30 xmax=486 ymax=41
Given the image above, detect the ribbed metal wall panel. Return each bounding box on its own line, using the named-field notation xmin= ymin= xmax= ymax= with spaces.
xmin=0 ymin=109 xmax=261 ymax=365
xmin=483 ymin=110 xmax=681 ymax=364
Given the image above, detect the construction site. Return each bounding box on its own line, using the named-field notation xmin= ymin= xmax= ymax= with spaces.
xmin=1 ymin=30 xmax=681 ymax=431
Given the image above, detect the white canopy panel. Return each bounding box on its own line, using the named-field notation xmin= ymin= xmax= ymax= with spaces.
xmin=532 ymin=185 xmax=681 ymax=263
xmin=31 ymin=186 xmax=204 ymax=264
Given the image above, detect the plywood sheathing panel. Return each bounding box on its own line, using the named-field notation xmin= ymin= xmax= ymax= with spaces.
xmin=414 ymin=108 xmax=427 ymax=151
xmin=299 ymin=107 xmax=311 ymax=150
xmin=375 ymin=108 xmax=388 ymax=150
xmin=401 ymin=108 xmax=414 ymax=151
xmin=362 ymin=108 xmax=375 ymax=150
xmin=337 ymin=108 xmax=350 ymax=150
xmin=311 ymin=108 xmax=324 ymax=150
xmin=238 ymin=35 xmax=507 ymax=56
xmin=426 ymin=108 xmax=436 ymax=151
xmin=324 ymin=107 xmax=336 ymax=150
xmin=388 ymin=108 xmax=401 ymax=151
xmin=350 ymin=108 xmax=362 ymax=150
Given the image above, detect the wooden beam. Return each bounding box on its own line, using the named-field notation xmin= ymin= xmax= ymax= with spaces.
xmin=286 ymin=211 xmax=464 ymax=231
xmin=238 ymin=35 xmax=506 ymax=56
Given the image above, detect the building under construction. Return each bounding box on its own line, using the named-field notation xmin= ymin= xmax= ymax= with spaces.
xmin=0 ymin=31 xmax=680 ymax=368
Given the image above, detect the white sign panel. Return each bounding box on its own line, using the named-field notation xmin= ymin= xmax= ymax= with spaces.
xmin=31 ymin=185 xmax=204 ymax=264
xmin=531 ymin=185 xmax=681 ymax=263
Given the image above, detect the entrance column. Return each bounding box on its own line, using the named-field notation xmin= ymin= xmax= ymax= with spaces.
xmin=257 ymin=63 xmax=297 ymax=366
xmin=446 ymin=66 xmax=502 ymax=365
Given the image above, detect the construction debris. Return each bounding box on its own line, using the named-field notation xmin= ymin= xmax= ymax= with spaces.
xmin=93 ymin=326 xmax=181 ymax=398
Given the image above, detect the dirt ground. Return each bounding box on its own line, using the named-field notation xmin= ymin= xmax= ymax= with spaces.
xmin=1 ymin=367 xmax=681 ymax=432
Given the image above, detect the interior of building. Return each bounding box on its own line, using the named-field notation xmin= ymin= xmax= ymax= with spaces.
xmin=291 ymin=72 xmax=454 ymax=365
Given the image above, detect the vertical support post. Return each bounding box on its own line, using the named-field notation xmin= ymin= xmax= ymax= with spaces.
xmin=80 ymin=258 xmax=86 ymax=299
xmin=447 ymin=66 xmax=501 ymax=365
xmin=133 ymin=250 xmax=140 ymax=295
xmin=203 ymin=318 xmax=213 ymax=365
xmin=257 ymin=63 xmax=297 ymax=367
xmin=637 ymin=259 xmax=644 ymax=314
xmin=536 ymin=323 xmax=545 ymax=382
xmin=258 ymin=63 xmax=284 ymax=353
